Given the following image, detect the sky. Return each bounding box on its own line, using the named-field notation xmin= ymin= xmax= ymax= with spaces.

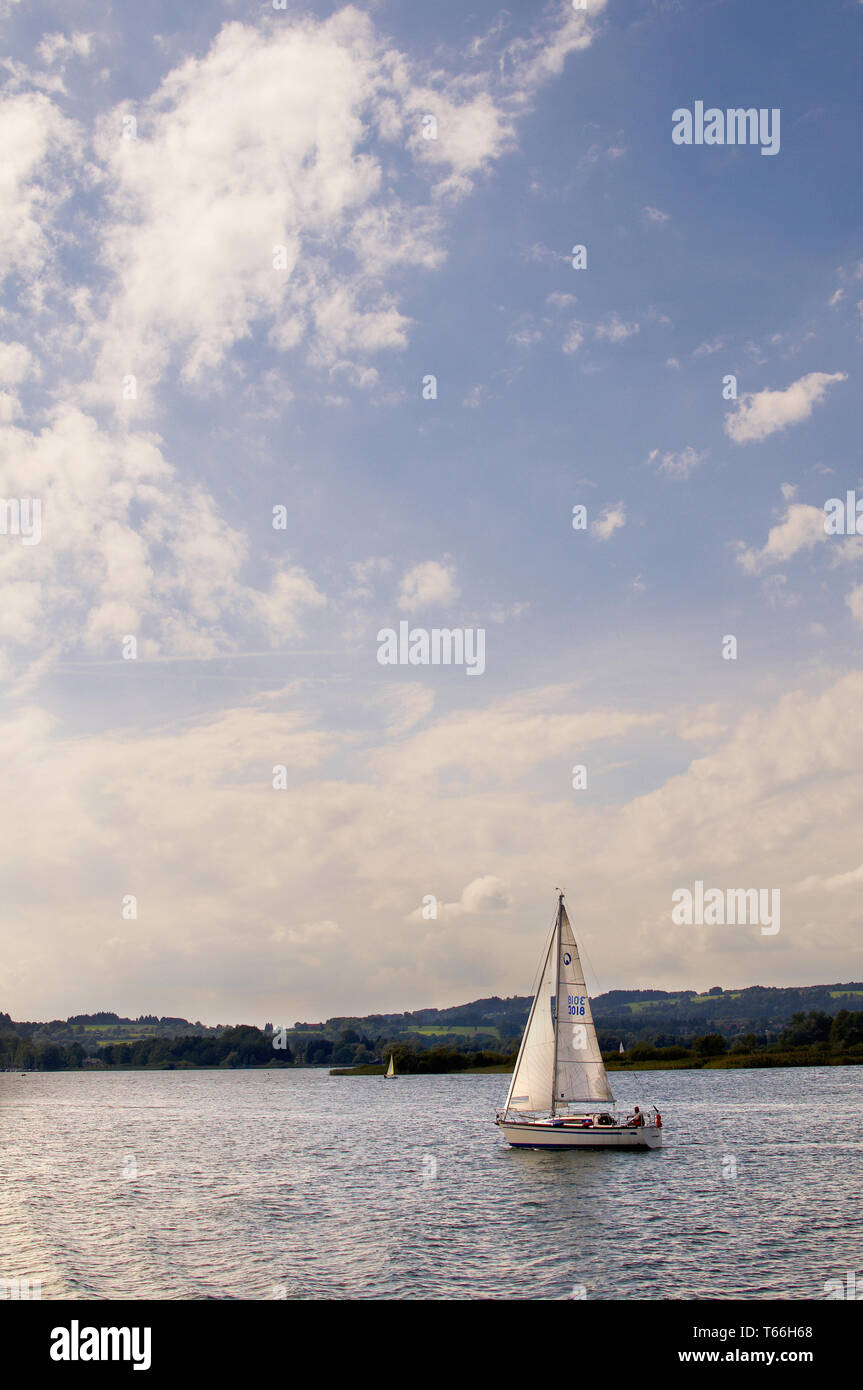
xmin=1 ymin=0 xmax=862 ymax=1025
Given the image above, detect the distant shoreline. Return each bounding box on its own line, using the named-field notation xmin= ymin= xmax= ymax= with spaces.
xmin=5 ymin=1051 xmax=862 ymax=1076
xmin=331 ymin=1052 xmax=863 ymax=1077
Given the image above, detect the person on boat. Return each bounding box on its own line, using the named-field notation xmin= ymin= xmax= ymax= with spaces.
xmin=626 ymin=1106 xmax=644 ymax=1128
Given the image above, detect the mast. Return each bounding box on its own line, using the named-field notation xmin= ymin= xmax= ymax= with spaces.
xmin=550 ymin=891 xmax=563 ymax=1116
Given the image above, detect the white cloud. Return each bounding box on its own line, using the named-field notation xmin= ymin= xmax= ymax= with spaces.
xmin=397 ymin=560 xmax=459 ymax=613
xmin=250 ymin=568 xmax=326 ymax=641
xmin=462 ymin=384 xmax=488 ymax=408
xmin=546 ymin=292 xmax=577 ymax=311
xmin=86 ymin=14 xmax=442 ymax=403
xmin=507 ymin=315 xmax=543 ymax=347
xmin=37 ymin=32 xmax=93 ymax=66
xmin=735 ymin=501 xmax=827 ymax=575
xmin=797 ymin=862 xmax=863 ymax=893
xmin=692 ymin=337 xmax=724 ymax=358
xmin=562 ymin=321 xmax=585 ymax=354
xmin=70 ymin=7 xmax=609 ymax=411
xmin=595 ymin=313 xmax=639 ymax=343
xmin=677 ymin=706 xmax=728 ymax=742
xmin=522 ymin=241 xmax=567 ymax=267
xmin=648 ymin=446 xmax=707 ymax=480
xmin=489 ymin=601 xmax=529 ymax=624
xmin=0 ymin=408 xmax=327 ymax=665
xmin=7 ymin=666 xmax=863 ymax=1019
xmin=373 ymin=684 xmax=658 ymax=787
xmin=0 ymin=341 xmax=36 ymax=384
xmin=0 ymin=389 xmax=22 ymax=422
xmin=0 ymin=92 xmax=82 ymax=294
xmin=329 ymin=360 xmax=380 ymax=391
xmin=592 ymin=502 xmax=626 ymax=540
xmin=503 ymin=0 xmax=607 ymax=98
xmin=845 ymin=584 xmax=863 ymax=628
xmin=271 ymin=920 xmax=344 ymax=965
xmin=641 ymin=206 xmax=670 ymax=224
xmin=406 ymin=875 xmax=514 ymax=922
xmin=345 ymin=556 xmax=392 ymax=600
xmin=724 ymin=372 xmax=847 ymax=445
xmin=379 ymin=684 xmax=435 ymax=737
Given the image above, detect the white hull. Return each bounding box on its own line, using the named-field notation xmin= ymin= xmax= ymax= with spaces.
xmin=498 ymin=1119 xmax=662 ymax=1150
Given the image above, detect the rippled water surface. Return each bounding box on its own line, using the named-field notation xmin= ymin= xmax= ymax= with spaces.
xmin=1 ymin=1067 xmax=860 ymax=1300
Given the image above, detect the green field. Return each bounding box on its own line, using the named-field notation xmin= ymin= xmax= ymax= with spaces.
xmin=624 ymin=992 xmax=741 ymax=1008
xmin=414 ymin=1025 xmax=500 ymax=1038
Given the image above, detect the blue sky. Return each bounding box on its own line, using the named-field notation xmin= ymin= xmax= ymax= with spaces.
xmin=1 ymin=0 xmax=862 ymax=1023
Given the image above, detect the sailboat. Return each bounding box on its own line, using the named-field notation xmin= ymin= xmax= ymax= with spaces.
xmin=385 ymin=1054 xmax=396 ymax=1079
xmin=495 ymin=893 xmax=663 ymax=1149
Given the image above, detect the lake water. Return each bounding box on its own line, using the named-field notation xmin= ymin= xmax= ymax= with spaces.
xmin=1 ymin=1066 xmax=860 ymax=1300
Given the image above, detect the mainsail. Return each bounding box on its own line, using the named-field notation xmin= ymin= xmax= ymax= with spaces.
xmin=504 ymin=897 xmax=614 ymax=1114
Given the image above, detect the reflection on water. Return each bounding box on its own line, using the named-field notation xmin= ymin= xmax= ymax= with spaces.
xmin=0 ymin=1066 xmax=860 ymax=1299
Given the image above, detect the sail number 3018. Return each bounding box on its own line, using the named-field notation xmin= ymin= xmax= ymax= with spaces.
xmin=567 ymin=995 xmax=586 ymax=1016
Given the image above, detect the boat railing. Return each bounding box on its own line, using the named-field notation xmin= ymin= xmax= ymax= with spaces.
xmin=497 ymin=1107 xmax=659 ymax=1129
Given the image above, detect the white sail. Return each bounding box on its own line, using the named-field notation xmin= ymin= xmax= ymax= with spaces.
xmin=504 ymin=897 xmax=613 ymax=1115
xmin=386 ymin=1055 xmax=395 ymax=1077
xmin=503 ymin=923 xmax=557 ymax=1113
xmin=554 ymin=902 xmax=614 ymax=1106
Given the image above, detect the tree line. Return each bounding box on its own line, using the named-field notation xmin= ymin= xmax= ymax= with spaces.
xmin=0 ymin=1025 xmax=289 ymax=1071
xmin=3 ymin=1010 xmax=861 ymax=1072
xmin=608 ymin=1011 xmax=863 ymax=1065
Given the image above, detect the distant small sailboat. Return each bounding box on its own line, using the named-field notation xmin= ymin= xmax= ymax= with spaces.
xmin=385 ymin=1054 xmax=396 ymax=1078
xmin=495 ymin=893 xmax=663 ymax=1149
xmin=619 ymin=1041 xmax=625 ymax=1054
